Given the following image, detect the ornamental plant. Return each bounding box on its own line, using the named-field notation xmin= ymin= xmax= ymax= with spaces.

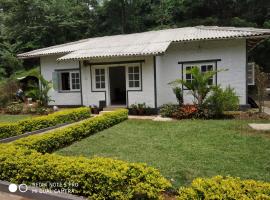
xmin=169 ymin=67 xmax=220 ymax=110
xmin=178 ymin=176 xmax=270 ymax=200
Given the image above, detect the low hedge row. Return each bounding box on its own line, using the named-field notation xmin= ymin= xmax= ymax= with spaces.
xmin=13 ymin=109 xmax=128 ymax=153
xmin=178 ymin=176 xmax=270 ymax=200
xmin=0 ymin=145 xmax=171 ymax=199
xmin=0 ymin=109 xmax=171 ymax=199
xmin=0 ymin=107 xmax=91 ymax=139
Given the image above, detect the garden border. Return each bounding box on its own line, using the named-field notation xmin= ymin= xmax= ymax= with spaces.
xmin=0 ymin=122 xmax=71 ymax=143
xmin=0 ymin=180 xmax=86 ymax=200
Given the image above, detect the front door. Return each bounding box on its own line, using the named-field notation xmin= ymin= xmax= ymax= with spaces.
xmin=109 ymin=67 xmax=126 ymax=105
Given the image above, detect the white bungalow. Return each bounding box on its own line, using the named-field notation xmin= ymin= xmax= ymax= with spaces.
xmin=18 ymin=26 xmax=270 ymax=110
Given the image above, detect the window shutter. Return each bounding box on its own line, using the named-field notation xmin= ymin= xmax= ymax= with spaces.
xmin=247 ymin=63 xmax=255 ymax=85
xmin=52 ymin=71 xmax=59 ymax=91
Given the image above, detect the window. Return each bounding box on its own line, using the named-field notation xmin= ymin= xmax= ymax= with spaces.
xmin=54 ymin=71 xmax=80 ymax=92
xmin=247 ymin=62 xmax=255 ymax=85
xmin=95 ymin=68 xmax=105 ymax=89
xmin=71 ymin=72 xmax=80 ymax=90
xmin=184 ymin=63 xmax=214 ymax=86
xmin=185 ymin=66 xmax=194 ymax=83
xmin=128 ymin=66 xmax=140 ymax=88
xmin=201 ymin=65 xmax=213 ymax=85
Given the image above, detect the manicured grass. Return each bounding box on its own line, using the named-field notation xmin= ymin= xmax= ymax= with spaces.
xmin=0 ymin=114 xmax=32 ymax=123
xmin=56 ymin=119 xmax=270 ymax=187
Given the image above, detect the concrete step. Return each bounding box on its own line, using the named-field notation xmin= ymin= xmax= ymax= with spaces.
xmin=102 ymin=106 xmax=126 ymax=111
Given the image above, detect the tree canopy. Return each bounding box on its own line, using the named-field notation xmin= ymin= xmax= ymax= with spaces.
xmin=0 ymin=0 xmax=269 ymax=79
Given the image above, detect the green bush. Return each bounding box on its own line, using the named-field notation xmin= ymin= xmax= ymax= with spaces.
xmin=178 ymin=176 xmax=270 ymax=200
xmin=206 ymin=86 xmax=239 ymax=117
xmin=5 ymin=102 xmax=23 ymax=114
xmin=0 ymin=144 xmax=171 ymax=200
xmin=159 ymin=104 xmax=179 ymax=117
xmin=13 ymin=109 xmax=128 ymax=153
xmin=0 ymin=107 xmax=91 ymax=139
xmin=0 ymin=109 xmax=171 ymax=199
xmin=0 ymin=123 xmax=21 ymax=139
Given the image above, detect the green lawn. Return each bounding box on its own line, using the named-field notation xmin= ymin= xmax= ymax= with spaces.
xmin=56 ymin=119 xmax=270 ymax=187
xmin=0 ymin=114 xmax=31 ymax=123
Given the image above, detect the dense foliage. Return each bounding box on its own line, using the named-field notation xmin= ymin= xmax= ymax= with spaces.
xmin=206 ymin=86 xmax=239 ymax=117
xmin=0 ymin=109 xmax=171 ymax=199
xmin=0 ymin=0 xmax=269 ymax=79
xmin=178 ymin=176 xmax=270 ymax=199
xmin=13 ymin=109 xmax=128 ymax=153
xmin=0 ymin=107 xmax=90 ymax=139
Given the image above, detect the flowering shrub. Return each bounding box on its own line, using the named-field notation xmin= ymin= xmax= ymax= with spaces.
xmin=159 ymin=104 xmax=198 ymax=119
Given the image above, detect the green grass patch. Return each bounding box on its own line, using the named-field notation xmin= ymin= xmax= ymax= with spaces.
xmin=0 ymin=114 xmax=32 ymax=123
xmin=56 ymin=119 xmax=270 ymax=188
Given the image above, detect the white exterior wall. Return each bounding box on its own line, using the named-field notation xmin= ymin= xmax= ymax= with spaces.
xmin=40 ymin=55 xmax=82 ymax=106
xmin=81 ymin=56 xmax=155 ymax=107
xmin=40 ymin=39 xmax=247 ymax=108
xmin=156 ymin=39 xmax=247 ymax=106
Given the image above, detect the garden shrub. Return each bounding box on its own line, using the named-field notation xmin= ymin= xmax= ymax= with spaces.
xmin=0 ymin=107 xmax=91 ymax=139
xmin=159 ymin=104 xmax=179 ymax=117
xmin=178 ymin=176 xmax=270 ymax=200
xmin=5 ymin=102 xmax=24 ymax=114
xmin=0 ymin=123 xmax=21 ymax=139
xmin=159 ymin=104 xmax=199 ymax=119
xmin=129 ymin=103 xmax=154 ymax=115
xmin=206 ymin=86 xmax=239 ymax=117
xmin=13 ymin=109 xmax=128 ymax=153
xmin=0 ymin=109 xmax=171 ymax=199
xmin=0 ymin=144 xmax=171 ymax=199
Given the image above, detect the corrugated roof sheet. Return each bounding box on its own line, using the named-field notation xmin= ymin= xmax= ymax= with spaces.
xmin=17 ymin=26 xmax=270 ymax=60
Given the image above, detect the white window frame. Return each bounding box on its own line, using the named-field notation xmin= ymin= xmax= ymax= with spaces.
xmin=94 ymin=67 xmax=106 ymax=90
xmin=58 ymin=70 xmax=80 ymax=92
xmin=183 ymin=62 xmax=215 ymax=88
xmin=247 ymin=62 xmax=255 ymax=86
xmin=127 ymin=65 xmax=141 ymax=90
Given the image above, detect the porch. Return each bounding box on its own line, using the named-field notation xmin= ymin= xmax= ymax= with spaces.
xmin=80 ymin=56 xmax=156 ymax=108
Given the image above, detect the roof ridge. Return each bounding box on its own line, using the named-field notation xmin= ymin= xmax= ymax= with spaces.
xmin=196 ymin=25 xmax=270 ymax=33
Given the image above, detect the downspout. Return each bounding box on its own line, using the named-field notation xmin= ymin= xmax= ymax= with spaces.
xmin=153 ymin=56 xmax=157 ymax=109
xmin=79 ymin=61 xmax=83 ymax=106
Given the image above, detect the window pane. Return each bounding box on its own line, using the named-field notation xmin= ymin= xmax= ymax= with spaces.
xmin=134 ymin=74 xmax=139 ymax=80
xmin=134 ymin=81 xmax=140 ymax=87
xmin=134 ymin=67 xmax=139 ymax=73
xmin=128 ymin=74 xmax=133 ymax=80
xmin=201 ymin=65 xmax=206 ymax=72
xmin=101 ymin=76 xmax=105 ymax=81
xmin=186 ymin=74 xmax=191 ymax=79
xmin=96 ymin=83 xmax=100 ymax=88
xmin=101 ymin=82 xmax=105 ymax=88
xmin=95 ymin=69 xmax=100 ymax=75
xmin=129 ymin=81 xmax=134 ymax=87
xmin=128 ymin=67 xmax=133 ymax=73
xmin=207 ymin=65 xmax=213 ymax=71
xmin=100 ymin=69 xmax=105 ymax=74
xmin=96 ymin=76 xmax=100 ymax=82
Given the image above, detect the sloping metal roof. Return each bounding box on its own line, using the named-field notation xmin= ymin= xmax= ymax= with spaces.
xmin=17 ymin=26 xmax=270 ymax=60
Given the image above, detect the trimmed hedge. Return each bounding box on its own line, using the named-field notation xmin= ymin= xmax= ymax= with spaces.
xmin=178 ymin=176 xmax=270 ymax=200
xmin=0 ymin=107 xmax=91 ymax=139
xmin=0 ymin=109 xmax=171 ymax=199
xmin=13 ymin=109 xmax=128 ymax=153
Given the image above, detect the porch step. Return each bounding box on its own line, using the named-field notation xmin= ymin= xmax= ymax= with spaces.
xmin=102 ymin=106 xmax=126 ymax=111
